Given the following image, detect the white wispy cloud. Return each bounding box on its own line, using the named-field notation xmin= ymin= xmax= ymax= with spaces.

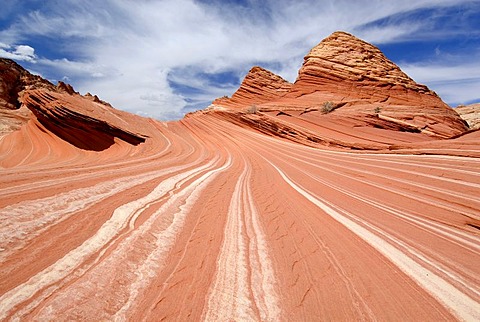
xmin=0 ymin=0 xmax=478 ymax=119
xmin=0 ymin=44 xmax=36 ymax=62
xmin=401 ymin=56 xmax=480 ymax=104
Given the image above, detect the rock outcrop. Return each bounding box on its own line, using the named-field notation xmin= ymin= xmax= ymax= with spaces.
xmin=0 ymin=58 xmax=56 ymax=110
xmin=287 ymin=31 xmax=435 ymax=100
xmin=24 ymin=90 xmax=148 ymax=151
xmin=0 ymin=58 xmax=123 ymax=140
xmin=455 ymin=103 xmax=480 ymax=130
xmin=0 ymin=58 xmax=154 ymax=168
xmin=212 ymin=31 xmax=468 ymax=138
xmin=0 ymin=59 xmax=57 ymax=137
xmin=212 ymin=66 xmax=292 ymax=109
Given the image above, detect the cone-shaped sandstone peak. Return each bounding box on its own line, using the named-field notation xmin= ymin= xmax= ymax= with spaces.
xmin=288 ymin=31 xmax=438 ymax=100
xmin=212 ymin=66 xmax=292 ymax=109
xmin=296 ymin=31 xmax=429 ymax=90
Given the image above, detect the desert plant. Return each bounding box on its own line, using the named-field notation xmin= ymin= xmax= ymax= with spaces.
xmin=246 ymin=104 xmax=258 ymax=114
xmin=321 ymin=101 xmax=335 ymax=114
xmin=374 ymin=107 xmax=381 ymax=114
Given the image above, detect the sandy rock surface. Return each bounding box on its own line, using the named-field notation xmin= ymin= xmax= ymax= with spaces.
xmin=0 ymin=32 xmax=479 ymax=321
xmin=456 ymin=103 xmax=480 ymax=130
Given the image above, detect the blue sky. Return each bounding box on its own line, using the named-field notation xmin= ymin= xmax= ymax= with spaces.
xmin=1 ymin=0 xmax=479 ymax=120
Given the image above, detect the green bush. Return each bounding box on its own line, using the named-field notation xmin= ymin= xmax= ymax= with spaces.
xmin=321 ymin=101 xmax=335 ymax=114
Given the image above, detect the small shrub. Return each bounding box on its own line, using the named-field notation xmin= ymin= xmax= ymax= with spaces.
xmin=246 ymin=105 xmax=258 ymax=114
xmin=321 ymin=101 xmax=335 ymax=114
xmin=374 ymin=107 xmax=381 ymax=114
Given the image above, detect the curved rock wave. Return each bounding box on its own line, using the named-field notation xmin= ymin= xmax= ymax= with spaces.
xmin=1 ymin=109 xmax=479 ymax=321
xmin=1 ymin=32 xmax=479 ymax=320
xmin=24 ymin=90 xmax=148 ymax=151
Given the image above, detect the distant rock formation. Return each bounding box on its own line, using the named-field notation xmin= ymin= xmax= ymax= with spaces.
xmin=0 ymin=30 xmax=474 ymax=160
xmin=212 ymin=66 xmax=292 ymax=109
xmin=287 ymin=31 xmax=435 ymax=100
xmin=455 ymin=103 xmax=480 ymax=130
xmin=212 ymin=31 xmax=468 ymax=138
xmin=56 ymin=81 xmax=78 ymax=95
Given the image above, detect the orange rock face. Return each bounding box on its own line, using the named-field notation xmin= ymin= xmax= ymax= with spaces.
xmin=288 ymin=31 xmax=433 ymax=98
xmin=0 ymin=33 xmax=479 ymax=321
xmin=212 ymin=66 xmax=292 ymax=109
xmin=0 ymin=58 xmax=56 ymax=110
xmin=213 ymin=32 xmax=467 ymax=138
xmin=0 ymin=58 xmax=57 ymax=137
xmin=284 ymin=31 xmax=468 ymax=138
xmin=456 ymin=103 xmax=480 ymax=130
xmin=23 ymin=90 xmax=147 ymax=151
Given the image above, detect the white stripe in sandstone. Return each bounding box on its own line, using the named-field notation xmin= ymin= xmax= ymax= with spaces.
xmin=111 ymin=156 xmax=232 ymax=320
xmin=262 ymin=146 xmax=480 ymax=220
xmin=282 ymin=153 xmax=480 ymax=252
xmin=0 ymin=160 xmax=204 ymax=262
xmin=202 ymin=159 xmax=280 ymax=321
xmin=270 ymin=162 xmax=480 ymax=321
xmin=18 ymin=156 xmax=233 ymax=320
xmin=0 ymin=156 xmax=221 ymax=319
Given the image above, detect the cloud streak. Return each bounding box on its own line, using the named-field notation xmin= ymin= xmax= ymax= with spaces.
xmin=401 ymin=57 xmax=480 ymax=105
xmin=0 ymin=43 xmax=36 ymax=62
xmin=0 ymin=0 xmax=479 ymax=119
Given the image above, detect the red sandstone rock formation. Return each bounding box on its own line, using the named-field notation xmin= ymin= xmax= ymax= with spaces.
xmin=0 ymin=33 xmax=479 ymax=321
xmin=0 ymin=58 xmax=156 ymax=167
xmin=213 ymin=32 xmax=467 ymax=138
xmin=288 ymin=31 xmax=435 ymax=99
xmin=0 ymin=58 xmax=117 ymax=139
xmin=211 ymin=66 xmax=292 ymax=109
xmin=456 ymin=103 xmax=480 ymax=130
xmin=0 ymin=58 xmax=57 ymax=136
xmin=0 ymin=59 xmax=56 ymax=110
xmin=23 ymin=90 xmax=148 ymax=151
xmin=284 ymin=31 xmax=467 ymax=137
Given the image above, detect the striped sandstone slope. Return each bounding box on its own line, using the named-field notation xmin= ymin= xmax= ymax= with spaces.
xmin=0 ymin=32 xmax=479 ymax=321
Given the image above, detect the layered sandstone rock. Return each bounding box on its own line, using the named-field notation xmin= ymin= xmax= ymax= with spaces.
xmin=23 ymin=90 xmax=148 ymax=151
xmin=212 ymin=66 xmax=292 ymax=110
xmin=0 ymin=58 xmax=56 ymax=110
xmin=212 ymin=31 xmax=468 ymax=138
xmin=0 ymin=60 xmax=162 ymax=168
xmin=282 ymin=31 xmax=468 ymax=138
xmin=0 ymin=59 xmax=154 ymax=167
xmin=0 ymin=59 xmax=56 ymax=136
xmin=287 ymin=31 xmax=434 ymax=99
xmin=455 ymin=103 xmax=480 ymax=130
